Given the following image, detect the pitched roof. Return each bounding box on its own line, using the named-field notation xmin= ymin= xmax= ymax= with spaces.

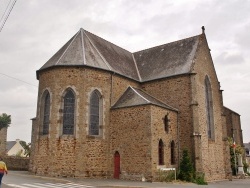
xmin=39 ymin=29 xmax=140 ymax=81
xmin=6 ymin=141 xmax=16 ymax=151
xmin=111 ymin=86 xmax=178 ymax=111
xmin=37 ymin=28 xmax=202 ymax=82
xmin=133 ymin=35 xmax=199 ymax=81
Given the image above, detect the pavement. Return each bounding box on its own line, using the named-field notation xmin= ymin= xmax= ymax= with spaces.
xmin=3 ymin=171 xmax=250 ymax=188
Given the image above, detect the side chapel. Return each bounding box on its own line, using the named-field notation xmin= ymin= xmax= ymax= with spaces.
xmin=30 ymin=27 xmax=242 ymax=181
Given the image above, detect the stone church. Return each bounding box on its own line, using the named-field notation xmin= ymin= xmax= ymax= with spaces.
xmin=29 ymin=27 xmax=243 ymax=181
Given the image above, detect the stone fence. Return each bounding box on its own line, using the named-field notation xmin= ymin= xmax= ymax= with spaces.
xmin=2 ymin=156 xmax=29 ymax=171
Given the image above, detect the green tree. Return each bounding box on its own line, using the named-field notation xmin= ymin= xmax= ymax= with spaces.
xmin=178 ymin=149 xmax=194 ymax=182
xmin=228 ymin=137 xmax=244 ymax=175
xmin=19 ymin=141 xmax=31 ymax=157
xmin=0 ymin=113 xmax=11 ymax=130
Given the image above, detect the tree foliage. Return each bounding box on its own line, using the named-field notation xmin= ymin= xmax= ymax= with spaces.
xmin=178 ymin=149 xmax=194 ymax=182
xmin=0 ymin=113 xmax=11 ymax=130
xmin=227 ymin=137 xmax=244 ymax=175
xmin=19 ymin=141 xmax=31 ymax=157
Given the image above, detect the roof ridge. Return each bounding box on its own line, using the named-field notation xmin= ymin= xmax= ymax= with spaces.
xmin=130 ymin=87 xmax=150 ymax=103
xmin=80 ymin=28 xmax=86 ymax=65
xmin=83 ymin=29 xmax=112 ymax=71
xmin=84 ymin=30 xmax=132 ymax=54
xmin=132 ymin=54 xmax=142 ymax=82
xmin=55 ymin=30 xmax=80 ymax=65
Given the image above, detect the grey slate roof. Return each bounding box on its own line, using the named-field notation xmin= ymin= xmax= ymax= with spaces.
xmin=244 ymin=143 xmax=250 ymax=156
xmin=6 ymin=141 xmax=16 ymax=151
xmin=111 ymin=86 xmax=178 ymax=111
xmin=37 ymin=28 xmax=202 ymax=82
xmin=39 ymin=29 xmax=140 ymax=81
xmin=133 ymin=36 xmax=199 ymax=81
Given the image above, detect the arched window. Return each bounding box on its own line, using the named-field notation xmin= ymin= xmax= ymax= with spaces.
xmin=205 ymin=76 xmax=214 ymax=139
xmin=158 ymin=139 xmax=164 ymax=165
xmin=164 ymin=114 xmax=170 ymax=133
xmin=62 ymin=89 xmax=75 ymax=135
xmin=171 ymin=140 xmax=175 ymax=164
xmin=89 ymin=90 xmax=101 ymax=136
xmin=42 ymin=91 xmax=50 ymax=135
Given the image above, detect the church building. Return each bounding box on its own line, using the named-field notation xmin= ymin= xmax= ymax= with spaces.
xmin=29 ymin=27 xmax=241 ymax=181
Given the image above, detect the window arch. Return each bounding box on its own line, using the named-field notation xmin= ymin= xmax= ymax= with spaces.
xmin=205 ymin=76 xmax=214 ymax=139
xmin=42 ymin=91 xmax=50 ymax=135
xmin=170 ymin=140 xmax=175 ymax=164
xmin=62 ymin=89 xmax=75 ymax=135
xmin=89 ymin=90 xmax=102 ymax=136
xmin=158 ymin=139 xmax=164 ymax=165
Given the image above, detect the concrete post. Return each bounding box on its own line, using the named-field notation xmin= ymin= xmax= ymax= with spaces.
xmin=237 ymin=154 xmax=245 ymax=178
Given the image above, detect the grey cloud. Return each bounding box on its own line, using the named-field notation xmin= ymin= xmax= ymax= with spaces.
xmin=215 ymin=52 xmax=245 ymax=65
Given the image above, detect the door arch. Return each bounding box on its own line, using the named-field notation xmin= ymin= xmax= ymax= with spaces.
xmin=114 ymin=151 xmax=120 ymax=179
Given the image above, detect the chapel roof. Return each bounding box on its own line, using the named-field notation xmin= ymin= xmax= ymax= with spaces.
xmin=111 ymin=86 xmax=178 ymax=111
xmin=39 ymin=29 xmax=140 ymax=81
xmin=37 ymin=28 xmax=202 ymax=82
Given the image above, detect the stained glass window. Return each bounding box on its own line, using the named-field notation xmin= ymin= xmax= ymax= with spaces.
xmin=42 ymin=92 xmax=50 ymax=135
xmin=89 ymin=90 xmax=100 ymax=135
xmin=63 ymin=89 xmax=75 ymax=135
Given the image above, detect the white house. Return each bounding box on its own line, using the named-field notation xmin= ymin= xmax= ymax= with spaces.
xmin=6 ymin=139 xmax=26 ymax=157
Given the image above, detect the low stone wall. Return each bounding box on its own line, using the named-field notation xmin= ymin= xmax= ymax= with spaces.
xmin=3 ymin=156 xmax=29 ymax=171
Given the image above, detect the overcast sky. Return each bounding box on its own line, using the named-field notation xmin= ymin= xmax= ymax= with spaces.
xmin=0 ymin=0 xmax=249 ymax=143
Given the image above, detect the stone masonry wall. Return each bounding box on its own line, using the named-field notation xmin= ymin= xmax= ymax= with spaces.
xmin=150 ymin=106 xmax=178 ymax=181
xmin=191 ymin=34 xmax=227 ymax=181
xmin=110 ymin=106 xmax=152 ymax=180
xmin=110 ymin=105 xmax=178 ymax=181
xmin=142 ymin=75 xmax=193 ymax=157
xmin=3 ymin=156 xmax=29 ymax=170
xmin=224 ymin=107 xmax=243 ymax=146
xmin=0 ymin=127 xmax=7 ymax=155
xmin=32 ymin=67 xmax=113 ymax=178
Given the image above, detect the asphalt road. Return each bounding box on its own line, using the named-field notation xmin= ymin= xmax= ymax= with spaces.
xmin=2 ymin=171 xmax=250 ymax=188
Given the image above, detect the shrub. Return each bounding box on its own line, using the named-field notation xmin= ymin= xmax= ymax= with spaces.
xmin=243 ymin=162 xmax=249 ymax=173
xmin=178 ymin=149 xmax=194 ymax=182
xmin=195 ymin=172 xmax=208 ymax=185
xmin=157 ymin=170 xmax=175 ymax=182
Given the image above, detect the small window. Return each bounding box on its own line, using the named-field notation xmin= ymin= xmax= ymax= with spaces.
xmin=42 ymin=92 xmax=50 ymax=135
xmin=62 ymin=89 xmax=75 ymax=135
xmin=171 ymin=140 xmax=175 ymax=164
xmin=158 ymin=139 xmax=164 ymax=165
xmin=164 ymin=114 xmax=170 ymax=133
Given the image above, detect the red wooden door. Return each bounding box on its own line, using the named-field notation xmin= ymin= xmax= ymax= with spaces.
xmin=114 ymin=151 xmax=120 ymax=179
